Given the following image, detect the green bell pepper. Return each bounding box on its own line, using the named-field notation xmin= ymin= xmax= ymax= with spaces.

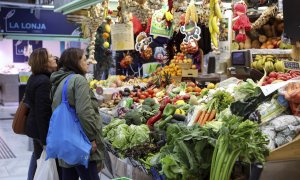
xmin=163 ymin=104 xmax=176 ymax=117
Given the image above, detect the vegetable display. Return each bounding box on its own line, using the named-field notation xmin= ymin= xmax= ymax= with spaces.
xmin=210 ymin=114 xmax=269 ymax=180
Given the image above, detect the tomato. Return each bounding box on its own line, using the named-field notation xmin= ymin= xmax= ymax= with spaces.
xmin=147 ymin=89 xmax=154 ymax=95
xmin=262 ymin=82 xmax=268 ymax=86
xmin=286 ymin=75 xmax=292 ymax=80
xmin=268 ymin=77 xmax=276 ymax=84
xmin=269 ymin=72 xmax=277 ymax=78
xmin=278 ymin=76 xmax=287 ymax=81
xmin=144 ymin=92 xmax=149 ymax=97
xmin=139 ymin=95 xmax=146 ymax=99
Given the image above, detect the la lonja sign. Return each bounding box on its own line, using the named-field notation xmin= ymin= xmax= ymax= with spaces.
xmin=0 ymin=7 xmax=78 ymax=35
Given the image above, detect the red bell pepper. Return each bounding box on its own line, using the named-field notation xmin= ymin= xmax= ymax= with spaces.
xmin=147 ymin=111 xmax=162 ymax=127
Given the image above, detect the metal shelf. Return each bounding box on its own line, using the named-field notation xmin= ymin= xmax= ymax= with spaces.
xmin=54 ymin=0 xmax=103 ymax=15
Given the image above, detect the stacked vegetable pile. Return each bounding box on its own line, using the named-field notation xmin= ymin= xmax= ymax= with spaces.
xmin=101 ymin=78 xmax=285 ymax=179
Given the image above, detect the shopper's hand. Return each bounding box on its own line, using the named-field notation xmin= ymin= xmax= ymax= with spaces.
xmin=91 ymin=140 xmax=97 ymax=153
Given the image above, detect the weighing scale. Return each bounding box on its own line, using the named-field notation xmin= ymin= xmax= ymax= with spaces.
xmin=227 ymin=50 xmax=253 ymax=80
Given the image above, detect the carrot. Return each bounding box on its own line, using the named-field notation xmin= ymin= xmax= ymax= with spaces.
xmin=194 ymin=110 xmax=203 ymax=124
xmin=207 ymin=109 xmax=216 ymax=122
xmin=201 ymin=111 xmax=210 ymax=126
xmin=198 ymin=110 xmax=207 ymax=125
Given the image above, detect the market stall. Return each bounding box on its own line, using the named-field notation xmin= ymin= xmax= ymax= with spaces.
xmin=60 ymin=0 xmax=300 ymax=179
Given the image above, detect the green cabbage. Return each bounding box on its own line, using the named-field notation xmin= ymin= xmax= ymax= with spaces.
xmin=128 ymin=124 xmax=150 ymax=148
xmin=111 ymin=124 xmax=129 ymax=150
xmin=103 ymin=119 xmax=125 ymax=137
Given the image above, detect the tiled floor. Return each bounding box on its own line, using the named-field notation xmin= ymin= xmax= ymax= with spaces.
xmin=0 ymin=105 xmax=111 ymax=180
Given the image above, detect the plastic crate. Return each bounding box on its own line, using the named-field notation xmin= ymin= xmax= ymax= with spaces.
xmin=112 ymin=177 xmax=132 ymax=180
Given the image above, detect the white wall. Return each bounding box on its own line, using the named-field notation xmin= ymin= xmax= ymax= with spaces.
xmin=0 ymin=39 xmax=61 ymax=69
xmin=0 ymin=39 xmax=13 ymax=69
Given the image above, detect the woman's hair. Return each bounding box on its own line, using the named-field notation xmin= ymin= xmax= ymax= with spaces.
xmin=28 ymin=48 xmax=49 ymax=74
xmin=60 ymin=48 xmax=85 ymax=75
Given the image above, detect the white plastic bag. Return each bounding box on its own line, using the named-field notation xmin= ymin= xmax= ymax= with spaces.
xmin=34 ymin=150 xmax=59 ymax=180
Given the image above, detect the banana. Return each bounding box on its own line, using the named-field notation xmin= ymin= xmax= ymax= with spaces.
xmin=185 ymin=1 xmax=198 ymax=23
xmin=211 ymin=32 xmax=218 ymax=47
xmin=257 ymin=60 xmax=264 ymax=70
xmin=251 ymin=61 xmax=257 ymax=69
xmin=264 ymin=61 xmax=274 ymax=72
xmin=212 ymin=16 xmax=220 ymax=34
xmin=214 ymin=3 xmax=222 ymax=19
xmin=274 ymin=60 xmax=285 ymax=72
xmin=208 ymin=16 xmax=213 ymax=34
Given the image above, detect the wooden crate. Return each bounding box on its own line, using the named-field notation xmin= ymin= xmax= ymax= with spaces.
xmin=182 ymin=69 xmax=198 ymax=77
xmin=172 ymin=76 xmax=182 ymax=82
xmin=177 ymin=63 xmax=192 ymax=69
xmin=267 ymin=134 xmax=300 ymax=161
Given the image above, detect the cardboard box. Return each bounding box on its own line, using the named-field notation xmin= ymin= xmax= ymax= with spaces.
xmin=182 ymin=69 xmax=198 ymax=77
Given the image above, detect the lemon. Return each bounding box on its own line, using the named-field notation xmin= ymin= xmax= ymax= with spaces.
xmin=103 ymin=42 xmax=110 ymax=48
xmin=105 ymin=24 xmax=111 ymax=33
xmin=207 ymin=83 xmax=215 ymax=89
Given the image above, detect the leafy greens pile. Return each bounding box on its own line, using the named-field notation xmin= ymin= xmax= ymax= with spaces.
xmin=151 ymin=124 xmax=217 ymax=180
xmin=103 ymin=119 xmax=150 ymax=151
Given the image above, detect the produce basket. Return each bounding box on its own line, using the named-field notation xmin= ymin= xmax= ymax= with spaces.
xmin=177 ymin=63 xmax=192 ymax=69
xmin=128 ymin=157 xmax=148 ymax=174
xmin=172 ymin=76 xmax=182 ymax=83
xmin=105 ymin=141 xmax=120 ymax=158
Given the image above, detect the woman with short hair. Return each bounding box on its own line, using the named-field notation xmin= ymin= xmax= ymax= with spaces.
xmin=25 ymin=48 xmax=58 ymax=180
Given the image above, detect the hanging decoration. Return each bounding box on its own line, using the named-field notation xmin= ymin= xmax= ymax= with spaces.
xmin=198 ymin=0 xmax=210 ymax=26
xmin=154 ymin=46 xmax=168 ymax=63
xmin=150 ymin=4 xmax=175 ymax=38
xmin=120 ymin=53 xmax=133 ymax=68
xmin=135 ymin=32 xmax=153 ymax=60
xmin=180 ymin=21 xmax=201 ymax=43
xmin=208 ymin=0 xmax=222 ymax=48
xmin=180 ymin=39 xmax=199 ymax=54
xmin=82 ymin=3 xmax=105 ymax=64
xmin=147 ymin=0 xmax=164 ymax=10
xmin=118 ymin=0 xmax=152 ymax=25
xmin=102 ymin=16 xmax=112 ymax=50
xmin=232 ymin=1 xmax=251 ymax=43
xmin=251 ymin=5 xmax=278 ymax=30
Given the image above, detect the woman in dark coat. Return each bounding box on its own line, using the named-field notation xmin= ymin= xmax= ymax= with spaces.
xmin=25 ymin=48 xmax=57 ymax=180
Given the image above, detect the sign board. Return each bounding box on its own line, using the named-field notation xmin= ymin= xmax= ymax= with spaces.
xmin=0 ymin=7 xmax=78 ymax=35
xmin=111 ymin=23 xmax=134 ymax=51
xmin=150 ymin=9 xmax=174 ymax=38
xmin=13 ymin=40 xmax=43 ymax=63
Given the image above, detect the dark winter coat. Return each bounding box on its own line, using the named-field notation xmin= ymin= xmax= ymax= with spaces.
xmin=24 ymin=73 xmax=52 ymax=145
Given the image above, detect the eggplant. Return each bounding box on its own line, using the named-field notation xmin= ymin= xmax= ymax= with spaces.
xmin=173 ymin=114 xmax=186 ymax=121
xmin=124 ymin=88 xmax=130 ymax=93
xmin=123 ymin=92 xmax=130 ymax=97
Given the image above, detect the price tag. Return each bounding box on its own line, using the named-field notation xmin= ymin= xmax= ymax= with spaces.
xmin=260 ymin=79 xmax=300 ymax=96
xmin=284 ymin=61 xmax=300 ymax=70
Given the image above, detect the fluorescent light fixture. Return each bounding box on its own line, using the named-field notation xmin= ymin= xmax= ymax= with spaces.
xmin=42 ymin=5 xmax=54 ymax=9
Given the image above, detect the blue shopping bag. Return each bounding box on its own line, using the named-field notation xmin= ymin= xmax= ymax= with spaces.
xmin=46 ymin=74 xmax=91 ymax=168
